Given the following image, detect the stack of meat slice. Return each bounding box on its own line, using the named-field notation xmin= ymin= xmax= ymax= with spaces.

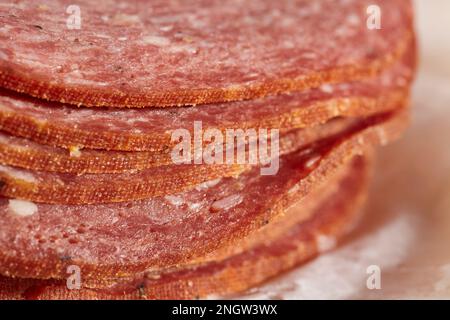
xmin=0 ymin=0 xmax=415 ymax=299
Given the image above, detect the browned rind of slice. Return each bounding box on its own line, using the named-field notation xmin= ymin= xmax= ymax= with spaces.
xmin=0 ymin=155 xmax=370 ymax=300
xmin=0 ymin=116 xmax=367 ymax=174
xmin=0 ymin=107 xmax=408 ymax=205
xmin=0 ymin=51 xmax=415 ymax=174
xmin=0 ymin=43 xmax=415 ymax=152
xmin=0 ymin=108 xmax=407 ymax=282
xmin=0 ymin=114 xmax=374 ymax=204
xmin=0 ymin=80 xmax=410 ymax=152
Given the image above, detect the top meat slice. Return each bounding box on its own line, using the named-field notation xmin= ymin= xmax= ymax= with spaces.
xmin=0 ymin=0 xmax=413 ymax=107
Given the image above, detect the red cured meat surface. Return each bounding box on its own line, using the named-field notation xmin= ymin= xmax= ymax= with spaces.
xmin=0 ymin=155 xmax=370 ymax=299
xmin=0 ymin=49 xmax=415 ymax=151
xmin=0 ymin=109 xmax=406 ymax=281
xmin=0 ymin=0 xmax=413 ymax=107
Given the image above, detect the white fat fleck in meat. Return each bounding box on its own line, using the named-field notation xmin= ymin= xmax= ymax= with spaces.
xmin=280 ymin=16 xmax=295 ymax=28
xmin=327 ymin=98 xmax=340 ymax=117
xmin=304 ymin=155 xmax=321 ymax=169
xmin=95 ymin=34 xmax=112 ymax=39
xmin=167 ymin=44 xmax=198 ymax=54
xmin=210 ymin=194 xmax=243 ymax=212
xmin=160 ymin=25 xmax=173 ymax=32
xmin=140 ymin=35 xmax=170 ymax=47
xmin=194 ymin=178 xmax=221 ymax=191
xmin=69 ymin=146 xmax=82 ymax=158
xmin=16 ymin=53 xmax=52 ymax=69
xmin=357 ymin=135 xmax=366 ymax=146
xmin=37 ymin=4 xmax=49 ymax=10
xmin=112 ymin=13 xmax=140 ymax=26
xmin=288 ymin=183 xmax=300 ymax=195
xmin=187 ymin=14 xmax=208 ymax=29
xmin=376 ymin=127 xmax=388 ymax=146
xmin=300 ymin=51 xmax=318 ymax=60
xmin=336 ymin=82 xmax=351 ymax=91
xmin=282 ymin=40 xmax=295 ymax=49
xmin=296 ymin=147 xmax=313 ymax=158
xmin=188 ymin=202 xmax=201 ymax=211
xmin=146 ymin=273 xmax=161 ymax=280
xmin=64 ymin=75 xmax=109 ymax=86
xmin=334 ymin=25 xmax=353 ymax=38
xmin=315 ymin=234 xmax=337 ymax=253
xmin=0 ymin=25 xmax=11 ymax=34
xmin=347 ymin=13 xmax=361 ymax=26
xmin=319 ymin=84 xmax=334 ymax=94
xmin=8 ymin=199 xmax=38 ymax=217
xmin=0 ymin=165 xmax=36 ymax=183
xmin=164 ymin=195 xmax=184 ymax=206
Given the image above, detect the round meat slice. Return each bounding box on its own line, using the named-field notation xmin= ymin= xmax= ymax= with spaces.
xmin=0 ymin=155 xmax=370 ymax=300
xmin=0 ymin=0 xmax=413 ymax=107
xmin=0 ymin=49 xmax=415 ymax=151
xmin=0 ymin=116 xmax=357 ymax=174
xmin=0 ymin=109 xmax=407 ymax=204
xmin=0 ymin=109 xmax=406 ymax=281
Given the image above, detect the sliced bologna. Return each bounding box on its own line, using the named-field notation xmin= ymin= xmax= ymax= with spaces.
xmin=0 ymin=156 xmax=370 ymax=299
xmin=0 ymin=109 xmax=407 ymax=282
xmin=0 ymin=0 xmax=413 ymax=107
xmin=0 ymin=50 xmax=415 ymax=151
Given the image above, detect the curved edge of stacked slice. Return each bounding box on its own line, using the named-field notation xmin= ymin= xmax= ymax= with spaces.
xmin=0 ymin=155 xmax=371 ymax=300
